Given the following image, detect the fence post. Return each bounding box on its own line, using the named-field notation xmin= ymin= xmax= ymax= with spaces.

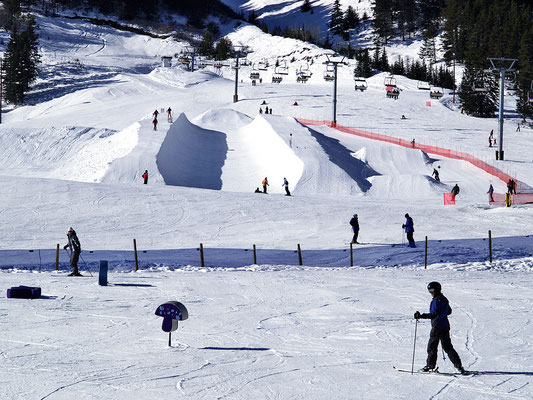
xmin=489 ymin=230 xmax=492 ymax=263
xmin=297 ymin=244 xmax=303 ymax=266
xmin=133 ymin=238 xmax=139 ymax=271
xmin=55 ymin=243 xmax=59 ymax=271
xmin=200 ymin=243 xmax=205 ymax=268
xmin=350 ymin=242 xmax=353 ymax=267
xmin=425 ymin=236 xmax=428 ymax=269
xmin=253 ymin=244 xmax=257 ymax=265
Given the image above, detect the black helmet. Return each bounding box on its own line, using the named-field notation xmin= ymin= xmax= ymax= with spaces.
xmin=427 ymin=281 xmax=441 ymax=293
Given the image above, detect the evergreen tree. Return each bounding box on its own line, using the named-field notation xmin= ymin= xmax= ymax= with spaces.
xmin=198 ymin=32 xmax=215 ymax=57
xmin=215 ymin=37 xmax=232 ymax=60
xmin=3 ymin=16 xmax=41 ymax=105
xmin=329 ymin=0 xmax=344 ymax=36
xmin=301 ymin=0 xmax=312 ymax=13
xmin=459 ymin=64 xmax=498 ymax=118
xmin=343 ymin=6 xmax=359 ymax=32
xmin=419 ymin=24 xmax=438 ymax=64
xmin=372 ymin=0 xmax=393 ymax=44
xmin=354 ymin=49 xmax=373 ymax=78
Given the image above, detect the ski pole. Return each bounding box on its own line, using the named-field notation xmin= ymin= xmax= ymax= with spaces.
xmin=411 ymin=319 xmax=418 ymax=374
xmin=80 ymin=253 xmax=93 ymax=277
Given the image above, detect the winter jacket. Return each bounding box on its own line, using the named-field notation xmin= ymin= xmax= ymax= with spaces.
xmin=65 ymin=232 xmax=81 ymax=254
xmin=262 ymin=178 xmax=269 ymax=187
xmin=350 ymin=216 xmax=359 ymax=232
xmin=419 ymin=293 xmax=452 ymax=328
xmin=404 ymin=216 xmax=414 ymax=233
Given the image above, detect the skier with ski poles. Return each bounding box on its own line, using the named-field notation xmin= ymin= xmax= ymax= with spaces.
xmin=63 ymin=227 xmax=82 ymax=276
xmin=414 ymin=282 xmax=466 ymax=375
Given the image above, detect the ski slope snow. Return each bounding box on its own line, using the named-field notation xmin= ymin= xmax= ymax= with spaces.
xmin=0 ymin=11 xmax=532 ymax=400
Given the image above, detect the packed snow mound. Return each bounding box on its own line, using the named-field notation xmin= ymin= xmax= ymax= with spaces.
xmin=0 ymin=125 xmax=136 ymax=182
xmin=192 ymin=108 xmax=253 ymax=130
xmin=148 ymin=67 xmax=222 ymax=88
xmin=156 ymin=113 xmax=228 ymax=189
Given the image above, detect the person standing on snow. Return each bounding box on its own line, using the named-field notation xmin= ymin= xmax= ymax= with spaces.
xmin=451 ymin=184 xmax=460 ymax=198
xmin=432 ymin=167 xmax=440 ymax=182
xmin=487 ymin=184 xmax=494 ymax=202
xmin=349 ymin=214 xmax=359 ymax=244
xmin=167 ymin=107 xmax=172 ymax=122
xmin=402 ymin=213 xmax=415 ymax=247
xmin=63 ymin=227 xmax=82 ymax=276
xmin=282 ymin=177 xmax=291 ymax=196
xmin=414 ymin=282 xmax=466 ymax=375
xmin=262 ymin=177 xmax=269 ymax=193
xmin=153 ymin=109 xmax=159 ymax=119
xmin=142 ymin=170 xmax=148 ymax=184
xmin=153 ymin=118 xmax=158 ymax=131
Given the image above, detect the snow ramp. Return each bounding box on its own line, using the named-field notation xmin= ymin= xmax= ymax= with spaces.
xmin=156 ymin=113 xmax=227 ymax=190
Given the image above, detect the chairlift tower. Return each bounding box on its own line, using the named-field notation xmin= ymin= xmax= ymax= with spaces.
xmin=232 ymin=45 xmax=251 ymax=103
xmin=324 ymin=55 xmax=346 ymax=127
xmin=488 ymin=57 xmax=518 ymax=161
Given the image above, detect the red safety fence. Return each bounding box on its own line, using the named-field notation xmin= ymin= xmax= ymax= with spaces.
xmin=296 ymin=118 xmax=533 ymax=205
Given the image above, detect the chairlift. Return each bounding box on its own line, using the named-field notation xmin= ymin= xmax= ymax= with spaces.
xmin=417 ymin=81 xmax=430 ymax=90
xmin=258 ymin=59 xmax=269 ymax=71
xmin=386 ymin=85 xmax=400 ymax=99
xmin=323 ymin=69 xmax=335 ymax=82
xmin=272 ymin=74 xmax=283 ymax=84
xmin=472 ymin=79 xmax=487 ymax=93
xmin=250 ymin=63 xmax=261 ymax=80
xmin=275 ymin=60 xmax=289 ymax=75
xmin=429 ymin=86 xmax=444 ymax=99
xmin=354 ymin=76 xmax=368 ymax=92
xmin=384 ymin=75 xmax=397 ymax=87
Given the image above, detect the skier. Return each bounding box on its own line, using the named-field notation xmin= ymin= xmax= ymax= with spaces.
xmin=265 ymin=106 xmax=269 ymax=114
xmin=411 ymin=139 xmax=416 ymax=148
xmin=487 ymin=184 xmax=494 ymax=202
xmin=349 ymin=214 xmax=359 ymax=244
xmin=259 ymin=108 xmax=263 ymax=114
xmin=516 ymin=123 xmax=520 ymax=132
xmin=432 ymin=167 xmax=440 ymax=182
xmin=153 ymin=118 xmax=158 ymax=131
xmin=63 ymin=227 xmax=82 ymax=276
xmin=414 ymin=282 xmax=466 ymax=375
xmin=282 ymin=177 xmax=291 ymax=196
xmin=451 ymin=184 xmax=460 ymax=198
xmin=167 ymin=107 xmax=172 ymax=122
xmin=142 ymin=170 xmax=148 ymax=184
xmin=269 ymin=108 xmax=273 ymax=115
xmin=402 ymin=213 xmax=415 ymax=248
xmin=153 ymin=109 xmax=159 ymax=119
xmin=262 ymin=177 xmax=269 ymax=194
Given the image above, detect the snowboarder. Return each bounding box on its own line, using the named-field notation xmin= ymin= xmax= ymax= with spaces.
xmin=507 ymin=179 xmax=516 ymax=194
xmin=153 ymin=118 xmax=158 ymax=131
xmin=411 ymin=139 xmax=416 ymax=148
xmin=265 ymin=106 xmax=269 ymax=114
xmin=153 ymin=109 xmax=159 ymax=119
xmin=261 ymin=100 xmax=267 ymax=105
xmin=401 ymin=115 xmax=406 ymax=120
xmin=269 ymin=108 xmax=273 ymax=115
xmin=349 ymin=214 xmax=359 ymax=244
xmin=63 ymin=227 xmax=82 ymax=276
xmin=432 ymin=168 xmax=440 ymax=182
xmin=167 ymin=107 xmax=172 ymax=122
xmin=402 ymin=213 xmax=415 ymax=248
xmin=262 ymin=177 xmax=269 ymax=194
xmin=516 ymin=123 xmax=520 ymax=132
xmin=451 ymin=184 xmax=460 ymax=198
xmin=414 ymin=282 xmax=466 ymax=375
xmin=487 ymin=184 xmax=494 ymax=202
xmin=259 ymin=108 xmax=263 ymax=114
xmin=282 ymin=177 xmax=291 ymax=196
xmin=292 ymin=101 xmax=298 ymax=106
xmin=142 ymin=170 xmax=148 ymax=184
xmin=254 ymin=187 xmax=261 ymax=193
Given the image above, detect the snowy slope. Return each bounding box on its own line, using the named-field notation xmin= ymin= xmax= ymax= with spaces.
xmin=0 ymin=11 xmax=532 ymax=400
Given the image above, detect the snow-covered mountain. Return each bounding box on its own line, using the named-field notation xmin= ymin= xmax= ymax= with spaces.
xmin=0 ymin=10 xmax=532 ymax=400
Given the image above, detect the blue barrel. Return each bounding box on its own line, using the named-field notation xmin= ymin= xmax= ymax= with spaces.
xmin=98 ymin=260 xmax=108 ymax=286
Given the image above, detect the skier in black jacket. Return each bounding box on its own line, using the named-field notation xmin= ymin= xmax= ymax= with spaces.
xmin=349 ymin=214 xmax=359 ymax=244
xmin=63 ymin=227 xmax=82 ymax=276
xmin=414 ymin=282 xmax=466 ymax=374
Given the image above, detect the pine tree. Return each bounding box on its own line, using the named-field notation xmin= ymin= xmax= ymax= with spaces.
xmin=419 ymin=24 xmax=438 ymax=64
xmin=198 ymin=32 xmax=215 ymax=57
xmin=372 ymin=0 xmax=393 ymax=45
xmin=301 ymin=0 xmax=312 ymax=13
xmin=3 ymin=16 xmax=41 ymax=105
xmin=215 ymin=37 xmax=232 ymax=60
xmin=329 ymin=0 xmax=344 ymax=36
xmin=459 ymin=64 xmax=498 ymax=118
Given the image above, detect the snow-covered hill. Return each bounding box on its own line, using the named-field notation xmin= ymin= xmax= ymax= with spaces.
xmin=0 ymin=11 xmax=532 ymax=400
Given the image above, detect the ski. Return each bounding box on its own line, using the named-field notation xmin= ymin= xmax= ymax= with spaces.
xmin=393 ymin=366 xmax=468 ymax=376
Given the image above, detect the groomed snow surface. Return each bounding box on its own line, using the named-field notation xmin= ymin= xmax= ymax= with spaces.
xmin=1 ymin=13 xmax=532 ymax=400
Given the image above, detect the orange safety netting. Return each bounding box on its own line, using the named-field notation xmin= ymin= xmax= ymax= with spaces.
xmin=296 ymin=118 xmax=533 ymax=205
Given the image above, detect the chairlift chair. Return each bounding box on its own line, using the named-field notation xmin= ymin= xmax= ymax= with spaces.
xmin=276 ymin=60 xmax=289 ymax=75
xmin=384 ymin=75 xmax=397 ymax=87
xmin=417 ymin=81 xmax=430 ymax=90
xmin=272 ymin=74 xmax=283 ymax=84
xmin=250 ymin=63 xmax=261 ymax=80
xmin=258 ymin=59 xmax=269 ymax=71
xmin=429 ymin=87 xmax=444 ymax=99
xmin=386 ymin=85 xmax=400 ymax=99
xmin=472 ymin=80 xmax=487 ymax=92
xmin=354 ymin=77 xmax=368 ymax=92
